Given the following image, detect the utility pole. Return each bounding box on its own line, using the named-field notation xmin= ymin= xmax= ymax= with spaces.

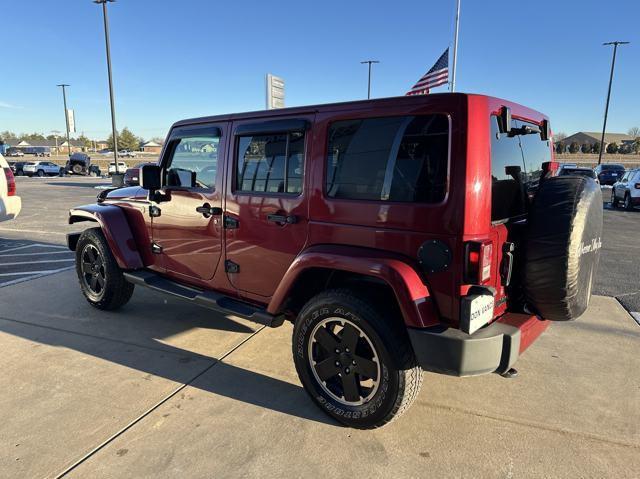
xmin=94 ymin=0 xmax=122 ymax=185
xmin=598 ymin=41 xmax=629 ymax=165
xmin=360 ymin=60 xmax=380 ymax=99
xmin=56 ymin=84 xmax=72 ymax=158
xmin=450 ymin=0 xmax=461 ymax=92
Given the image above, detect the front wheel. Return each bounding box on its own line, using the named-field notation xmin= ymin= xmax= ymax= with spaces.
xmin=292 ymin=289 xmax=422 ymax=429
xmin=75 ymin=227 xmax=134 ymax=310
xmin=37 ymin=169 xmax=45 ymax=177
xmin=624 ymin=194 xmax=634 ymax=211
xmin=611 ymin=189 xmax=619 ymax=208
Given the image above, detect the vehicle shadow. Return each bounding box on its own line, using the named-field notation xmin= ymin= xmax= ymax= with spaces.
xmin=0 ymin=277 xmax=335 ymax=426
xmin=45 ymin=182 xmax=109 ymax=188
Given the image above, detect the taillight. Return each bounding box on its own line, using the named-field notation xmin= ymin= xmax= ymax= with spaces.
xmin=3 ymin=167 xmax=16 ymax=196
xmin=542 ymin=161 xmax=559 ymax=177
xmin=464 ymin=241 xmax=493 ymax=284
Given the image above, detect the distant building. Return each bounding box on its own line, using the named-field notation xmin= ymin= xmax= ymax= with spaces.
xmin=141 ymin=141 xmax=162 ymax=154
xmin=561 ymin=132 xmax=634 ymax=151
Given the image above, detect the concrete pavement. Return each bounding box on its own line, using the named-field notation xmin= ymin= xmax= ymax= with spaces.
xmin=0 ymin=270 xmax=638 ymax=478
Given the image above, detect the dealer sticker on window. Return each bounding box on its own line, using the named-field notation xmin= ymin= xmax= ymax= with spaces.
xmin=460 ymin=293 xmax=495 ymax=335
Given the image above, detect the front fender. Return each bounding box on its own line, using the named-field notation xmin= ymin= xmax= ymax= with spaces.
xmin=69 ymin=203 xmax=143 ymax=270
xmin=268 ymin=245 xmax=439 ymax=328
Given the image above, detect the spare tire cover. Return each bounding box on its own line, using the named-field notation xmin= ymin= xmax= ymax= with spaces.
xmin=524 ymin=176 xmax=603 ymax=321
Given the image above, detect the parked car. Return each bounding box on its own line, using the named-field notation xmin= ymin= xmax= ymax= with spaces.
xmin=594 ymin=163 xmax=625 ymax=185
xmin=67 ymin=94 xmax=603 ymax=429
xmin=108 ymin=161 xmax=128 ymax=176
xmin=118 ymin=150 xmax=137 ymax=158
xmin=0 ymin=154 xmax=21 ymax=222
xmin=124 ymin=162 xmax=154 ymax=186
xmin=611 ymin=168 xmax=640 ymax=210
xmin=22 ymin=161 xmax=63 ymax=177
xmin=8 ymin=161 xmax=28 ymax=176
xmin=558 ymin=166 xmax=598 ymax=183
xmin=5 ymin=148 xmax=24 ymax=157
xmin=66 ymin=152 xmax=100 ymax=176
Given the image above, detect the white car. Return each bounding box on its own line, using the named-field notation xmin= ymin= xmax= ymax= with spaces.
xmin=611 ymin=168 xmax=640 ymax=210
xmin=118 ymin=150 xmax=137 ymax=158
xmin=0 ymin=154 xmax=21 ymax=221
xmin=108 ymin=161 xmax=128 ymax=175
xmin=22 ymin=161 xmax=62 ymax=177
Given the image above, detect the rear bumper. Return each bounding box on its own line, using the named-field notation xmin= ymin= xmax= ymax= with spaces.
xmin=408 ymin=313 xmax=549 ymax=377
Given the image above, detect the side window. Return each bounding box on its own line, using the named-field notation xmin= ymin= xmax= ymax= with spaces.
xmin=622 ymin=172 xmax=630 ymax=182
xmin=165 ymin=135 xmax=219 ymax=189
xmin=236 ymin=131 xmax=305 ymax=195
xmin=326 ymin=115 xmax=449 ymax=203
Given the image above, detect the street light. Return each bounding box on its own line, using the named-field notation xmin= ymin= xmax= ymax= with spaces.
xmin=56 ymin=84 xmax=72 ymax=159
xmin=598 ymin=41 xmax=629 ymax=165
xmin=94 ymin=0 xmax=122 ymax=186
xmin=360 ymin=60 xmax=379 ymax=99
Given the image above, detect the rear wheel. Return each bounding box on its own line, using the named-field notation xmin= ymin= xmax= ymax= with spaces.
xmin=292 ymin=289 xmax=422 ymax=429
xmin=75 ymin=228 xmax=134 ymax=310
xmin=37 ymin=169 xmax=44 ymax=177
xmin=624 ymin=194 xmax=633 ymax=211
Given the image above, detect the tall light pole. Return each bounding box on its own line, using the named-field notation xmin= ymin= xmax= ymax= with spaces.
xmin=450 ymin=0 xmax=461 ymax=92
xmin=598 ymin=41 xmax=629 ymax=165
xmin=56 ymin=84 xmax=72 ymax=158
xmin=94 ymin=0 xmax=122 ymax=185
xmin=360 ymin=60 xmax=379 ymax=99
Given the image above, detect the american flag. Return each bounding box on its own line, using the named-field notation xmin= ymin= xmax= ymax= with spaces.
xmin=406 ymin=48 xmax=449 ymax=96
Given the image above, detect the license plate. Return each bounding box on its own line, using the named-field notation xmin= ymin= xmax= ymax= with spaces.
xmin=460 ymin=294 xmax=495 ymax=334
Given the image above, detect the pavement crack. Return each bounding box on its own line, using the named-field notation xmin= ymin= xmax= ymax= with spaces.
xmin=53 ymin=325 xmax=266 ymax=478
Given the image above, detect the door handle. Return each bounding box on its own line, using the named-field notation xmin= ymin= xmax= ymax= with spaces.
xmin=267 ymin=214 xmax=298 ymax=224
xmin=196 ymin=203 xmax=223 ymax=218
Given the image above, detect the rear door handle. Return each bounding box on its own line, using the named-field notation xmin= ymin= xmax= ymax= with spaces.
xmin=196 ymin=203 xmax=223 ymax=218
xmin=267 ymin=214 xmax=298 ymax=224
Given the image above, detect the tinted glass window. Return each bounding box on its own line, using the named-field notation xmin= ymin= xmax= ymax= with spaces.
xmin=326 ymin=115 xmax=448 ymax=202
xmin=490 ymin=116 xmax=552 ymax=221
xmin=236 ymin=132 xmax=305 ymax=194
xmin=166 ymin=135 xmax=219 ymax=189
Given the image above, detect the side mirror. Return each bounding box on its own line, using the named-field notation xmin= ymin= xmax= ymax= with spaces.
xmin=499 ymin=106 xmax=512 ymax=134
xmin=541 ymin=119 xmax=551 ymax=141
xmin=141 ymin=164 xmax=162 ymax=191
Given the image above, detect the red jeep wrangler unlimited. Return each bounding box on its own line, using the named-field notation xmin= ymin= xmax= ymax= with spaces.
xmin=68 ymin=94 xmax=602 ymax=428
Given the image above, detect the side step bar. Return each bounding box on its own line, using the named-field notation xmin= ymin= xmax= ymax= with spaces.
xmin=123 ymin=270 xmax=285 ymax=328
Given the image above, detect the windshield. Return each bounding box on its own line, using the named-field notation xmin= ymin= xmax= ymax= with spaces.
xmin=560 ymin=168 xmax=596 ymax=178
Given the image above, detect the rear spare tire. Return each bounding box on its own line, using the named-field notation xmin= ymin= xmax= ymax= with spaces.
xmin=524 ymin=176 xmax=603 ymax=321
xmin=72 ymin=164 xmax=82 ymax=174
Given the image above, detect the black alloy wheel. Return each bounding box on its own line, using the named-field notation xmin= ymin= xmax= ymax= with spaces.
xmin=80 ymin=244 xmax=106 ymax=299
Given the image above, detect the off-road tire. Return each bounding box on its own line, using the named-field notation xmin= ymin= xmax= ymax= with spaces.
xmin=75 ymin=227 xmax=134 ymax=310
xmin=292 ymin=288 xmax=423 ymax=429
xmin=72 ymin=164 xmax=82 ymax=174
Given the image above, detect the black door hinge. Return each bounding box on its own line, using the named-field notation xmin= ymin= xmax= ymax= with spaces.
xmin=151 ymin=242 xmax=163 ymax=254
xmin=225 ymin=260 xmax=240 ymax=273
xmin=224 ymin=216 xmax=239 ymax=229
xmin=149 ymin=205 xmax=161 ymax=218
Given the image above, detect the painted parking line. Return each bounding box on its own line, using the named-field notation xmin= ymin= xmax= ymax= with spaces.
xmin=631 ymin=312 xmax=640 ymax=326
xmin=0 ymin=250 xmax=72 ymax=257
xmin=0 ymin=267 xmax=74 ymax=288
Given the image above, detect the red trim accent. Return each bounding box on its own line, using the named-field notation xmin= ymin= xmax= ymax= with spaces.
xmin=495 ymin=312 xmax=550 ymax=354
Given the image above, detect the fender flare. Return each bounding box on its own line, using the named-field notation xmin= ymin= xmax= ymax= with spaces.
xmin=69 ymin=203 xmax=143 ymax=270
xmin=267 ymin=245 xmax=439 ymax=328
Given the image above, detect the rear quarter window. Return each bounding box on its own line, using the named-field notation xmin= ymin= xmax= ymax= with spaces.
xmin=326 ymin=114 xmax=449 ymax=203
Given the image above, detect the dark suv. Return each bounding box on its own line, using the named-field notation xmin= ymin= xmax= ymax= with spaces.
xmin=67 ymin=94 xmax=603 ymax=428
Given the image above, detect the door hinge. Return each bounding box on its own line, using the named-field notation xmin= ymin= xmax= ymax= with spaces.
xmin=224 ymin=215 xmax=239 ymax=229
xmin=149 ymin=205 xmax=161 ymax=218
xmin=151 ymin=242 xmax=163 ymax=254
xmin=225 ymin=260 xmax=240 ymax=273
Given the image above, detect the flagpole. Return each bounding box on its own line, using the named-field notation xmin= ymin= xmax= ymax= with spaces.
xmin=451 ymin=0 xmax=461 ymax=92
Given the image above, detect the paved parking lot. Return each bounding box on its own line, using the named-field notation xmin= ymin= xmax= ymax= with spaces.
xmin=0 ymin=177 xmax=638 ymax=478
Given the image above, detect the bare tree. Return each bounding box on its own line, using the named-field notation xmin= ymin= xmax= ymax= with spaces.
xmin=628 ymin=126 xmax=640 ymax=139
xmin=554 ymin=132 xmax=567 ymax=142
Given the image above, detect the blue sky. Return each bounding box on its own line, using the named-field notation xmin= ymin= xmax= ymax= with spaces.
xmin=1 ymin=0 xmax=638 ymax=141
